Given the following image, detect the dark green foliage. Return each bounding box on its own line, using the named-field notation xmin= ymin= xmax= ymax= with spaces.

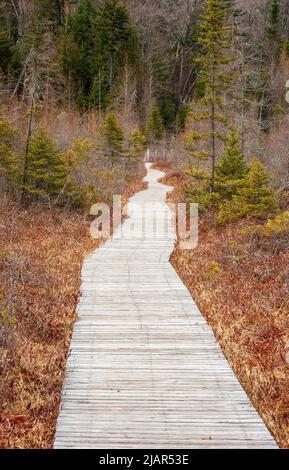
xmin=93 ymin=0 xmax=136 ymax=109
xmin=177 ymin=103 xmax=190 ymax=131
xmin=265 ymin=0 xmax=282 ymax=61
xmin=183 ymin=182 xmax=222 ymax=212
xmin=0 ymin=32 xmax=15 ymax=75
xmin=0 ymin=0 xmax=135 ymax=109
xmin=151 ymin=52 xmax=177 ymax=128
xmin=184 ymin=131 xmax=247 ymax=211
xmin=61 ymin=0 xmax=98 ymax=109
xmin=96 ymin=0 xmax=134 ymax=58
xmin=24 ymin=128 xmax=67 ymax=198
xmin=216 ymin=160 xmax=277 ymax=225
xmin=61 ymin=0 xmax=135 ymax=110
xmin=100 ymin=112 xmax=124 ymax=165
xmin=127 ymin=128 xmax=147 ymax=165
xmin=215 ymin=129 xmax=248 ymax=198
xmin=196 ymin=81 xmax=206 ymax=99
xmin=49 ymin=0 xmax=65 ymax=32
xmin=217 ymin=131 xmax=247 ymax=181
xmin=0 ymin=0 xmax=67 ymax=101
xmin=159 ymin=92 xmax=177 ymax=129
xmin=267 ymin=0 xmax=279 ymax=37
xmin=145 ymin=104 xmax=164 ymax=144
xmin=183 ymin=164 xmax=221 ymax=212
xmin=0 ymin=119 xmax=20 ymax=189
xmin=284 ymin=39 xmax=289 ymax=56
xmin=185 ymin=0 xmax=236 ymax=191
xmin=0 ymin=6 xmax=22 ymax=79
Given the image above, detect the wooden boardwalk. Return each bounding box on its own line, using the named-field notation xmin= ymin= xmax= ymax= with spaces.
xmin=54 ymin=164 xmax=276 ymax=449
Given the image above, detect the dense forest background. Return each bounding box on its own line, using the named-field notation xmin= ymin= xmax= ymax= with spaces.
xmin=1 ymin=0 xmax=289 ymax=201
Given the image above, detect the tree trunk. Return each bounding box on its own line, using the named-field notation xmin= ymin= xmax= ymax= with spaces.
xmin=98 ymin=68 xmax=102 ymax=117
xmin=21 ymin=96 xmax=34 ymax=204
xmin=211 ymin=67 xmax=216 ymax=192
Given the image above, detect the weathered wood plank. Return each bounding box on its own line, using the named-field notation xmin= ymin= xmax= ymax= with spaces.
xmin=54 ymin=164 xmax=276 ymax=449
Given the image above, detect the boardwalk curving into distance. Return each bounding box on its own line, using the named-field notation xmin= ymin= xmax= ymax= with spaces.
xmin=54 ymin=164 xmax=276 ymax=449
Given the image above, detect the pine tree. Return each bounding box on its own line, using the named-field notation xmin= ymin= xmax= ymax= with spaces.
xmin=24 ymin=128 xmax=67 ymax=199
xmin=65 ymin=137 xmax=100 ymax=208
xmin=216 ymin=160 xmax=277 ymax=225
xmin=184 ymin=130 xmax=246 ymax=210
xmin=215 ymin=129 xmax=248 ymax=198
xmin=60 ymin=0 xmax=134 ymax=110
xmin=145 ymin=104 xmax=164 ymax=144
xmin=100 ymin=112 xmax=124 ymax=165
xmin=48 ymin=0 xmax=65 ymax=32
xmin=267 ymin=0 xmax=279 ymax=38
xmin=61 ymin=0 xmax=98 ymax=109
xmin=66 ymin=137 xmax=93 ymax=184
xmin=0 ymin=32 xmax=14 ymax=76
xmin=183 ymin=166 xmax=221 ymax=212
xmin=127 ymin=128 xmax=147 ymax=166
xmin=265 ymin=0 xmax=281 ymax=59
xmin=185 ymin=0 xmax=236 ymax=191
xmin=93 ymin=0 xmax=135 ymax=110
xmin=95 ymin=0 xmax=134 ymax=64
xmin=151 ymin=51 xmax=176 ymax=128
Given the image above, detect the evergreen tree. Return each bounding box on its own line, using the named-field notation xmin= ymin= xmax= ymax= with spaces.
xmin=185 ymin=0 xmax=236 ymax=191
xmin=61 ymin=0 xmax=134 ymax=110
xmin=151 ymin=51 xmax=176 ymax=128
xmin=65 ymin=137 xmax=100 ymax=208
xmin=66 ymin=137 xmax=93 ymax=173
xmin=145 ymin=104 xmax=164 ymax=144
xmin=0 ymin=32 xmax=15 ymax=76
xmin=183 ymin=165 xmax=221 ymax=212
xmin=100 ymin=112 xmax=124 ymax=165
xmin=217 ymin=131 xmax=247 ymax=180
xmin=49 ymin=0 xmax=65 ymax=32
xmin=215 ymin=129 xmax=248 ymax=198
xmin=184 ymin=130 xmax=247 ymax=210
xmin=216 ymin=160 xmax=277 ymax=225
xmin=267 ymin=0 xmax=279 ymax=38
xmin=24 ymin=128 xmax=67 ymax=198
xmin=127 ymin=128 xmax=147 ymax=166
xmin=265 ymin=0 xmax=281 ymax=59
xmin=96 ymin=0 xmax=134 ymax=63
xmin=61 ymin=0 xmax=98 ymax=109
xmin=177 ymin=104 xmax=190 ymax=131
xmin=92 ymin=0 xmax=135 ymax=109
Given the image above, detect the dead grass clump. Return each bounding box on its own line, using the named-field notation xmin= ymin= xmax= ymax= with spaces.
xmin=151 ymin=161 xmax=173 ymax=172
xmin=160 ymin=170 xmax=188 ymax=187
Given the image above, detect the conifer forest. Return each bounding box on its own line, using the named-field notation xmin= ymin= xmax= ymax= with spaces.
xmin=0 ymin=0 xmax=289 ymax=451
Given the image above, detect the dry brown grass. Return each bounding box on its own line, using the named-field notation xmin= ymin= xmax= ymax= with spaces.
xmin=0 ymin=173 xmax=146 ymax=449
xmin=151 ymin=161 xmax=173 ymax=172
xmin=152 ymin=163 xmax=188 ymax=199
xmin=162 ymin=169 xmax=289 ymax=448
xmin=160 ymin=170 xmax=188 ymax=188
xmin=122 ymin=169 xmax=148 ymax=204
